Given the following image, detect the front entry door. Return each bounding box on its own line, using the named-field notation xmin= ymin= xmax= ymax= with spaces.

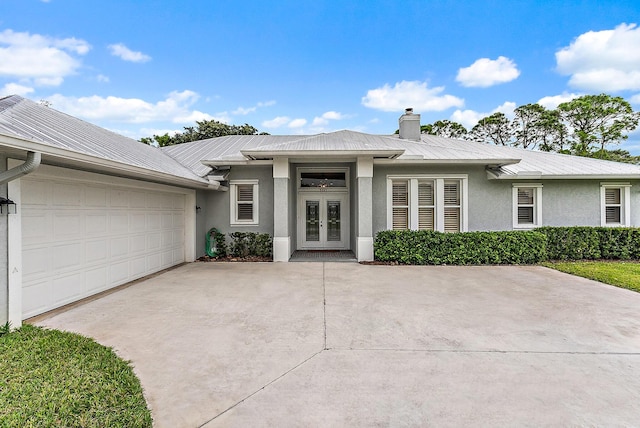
xmin=299 ymin=193 xmax=349 ymax=249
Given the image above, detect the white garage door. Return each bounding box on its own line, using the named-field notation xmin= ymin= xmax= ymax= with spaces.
xmin=20 ymin=167 xmax=189 ymax=319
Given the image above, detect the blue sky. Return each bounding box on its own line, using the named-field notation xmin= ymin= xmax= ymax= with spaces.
xmin=1 ymin=0 xmax=640 ymax=152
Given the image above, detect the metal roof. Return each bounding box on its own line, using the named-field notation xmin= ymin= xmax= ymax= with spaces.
xmin=0 ymin=95 xmax=209 ymax=186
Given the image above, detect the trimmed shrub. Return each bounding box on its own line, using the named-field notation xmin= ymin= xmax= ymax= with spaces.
xmin=537 ymin=226 xmax=640 ymax=261
xmin=228 ymin=232 xmax=273 ymax=258
xmin=374 ymin=230 xmax=547 ymax=265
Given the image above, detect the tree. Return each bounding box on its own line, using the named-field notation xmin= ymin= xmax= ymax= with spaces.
xmin=536 ymin=109 xmax=570 ymax=152
xmin=557 ymin=94 xmax=639 ymax=154
xmin=424 ymin=120 xmax=468 ymax=139
xmin=467 ymin=112 xmax=514 ymax=146
xmin=140 ymin=119 xmax=266 ymax=147
xmin=512 ymin=104 xmax=548 ymax=149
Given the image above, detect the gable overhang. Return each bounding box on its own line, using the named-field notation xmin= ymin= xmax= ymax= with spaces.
xmin=488 ymin=171 xmax=640 ymax=180
xmin=374 ymin=157 xmax=522 ymax=166
xmin=0 ymin=133 xmax=216 ymax=190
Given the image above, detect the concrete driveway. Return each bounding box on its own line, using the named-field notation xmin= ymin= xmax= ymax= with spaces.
xmin=36 ymin=262 xmax=640 ymax=427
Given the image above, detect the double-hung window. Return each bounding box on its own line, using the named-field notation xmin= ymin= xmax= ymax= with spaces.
xmin=601 ymin=183 xmax=631 ymax=227
xmin=388 ymin=175 xmax=467 ymax=233
xmin=512 ymin=184 xmax=543 ymax=229
xmin=230 ymin=180 xmax=259 ymax=225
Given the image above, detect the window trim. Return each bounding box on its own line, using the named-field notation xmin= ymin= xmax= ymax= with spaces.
xmin=387 ymin=174 xmax=468 ymax=232
xmin=512 ymin=183 xmax=543 ymax=229
xmin=600 ymin=183 xmax=631 ymax=227
xmin=230 ymin=179 xmax=259 ymax=226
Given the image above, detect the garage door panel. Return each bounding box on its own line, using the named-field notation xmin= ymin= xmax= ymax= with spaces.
xmin=53 ymin=182 xmax=83 ymax=207
xmin=23 ymin=212 xmax=48 ymax=239
xmin=110 ymin=212 xmax=128 ymax=232
xmin=110 ymin=237 xmax=129 ymax=259
xmin=23 ymin=247 xmax=50 ymax=277
xmin=23 ymin=279 xmax=51 ymax=318
xmin=86 ymin=239 xmax=108 ymax=263
xmin=52 ymin=272 xmax=84 ymax=306
xmin=85 ymin=186 xmax=108 ymax=207
xmin=130 ymin=235 xmax=146 ymax=254
xmin=21 ymin=179 xmax=49 ymax=205
xmin=21 ymin=171 xmax=188 ymax=319
xmin=86 ymin=214 xmax=108 ymax=235
xmin=53 ymin=212 xmax=84 ymax=239
xmin=86 ymin=267 xmax=108 ymax=294
xmin=53 ymin=242 xmax=84 ymax=270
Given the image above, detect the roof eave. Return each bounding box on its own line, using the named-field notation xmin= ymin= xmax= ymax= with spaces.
xmin=0 ymin=133 xmax=213 ymax=189
xmin=239 ymin=149 xmax=404 ymax=160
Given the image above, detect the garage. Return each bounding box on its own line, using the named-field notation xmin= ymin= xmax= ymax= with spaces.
xmin=19 ymin=165 xmax=193 ymax=319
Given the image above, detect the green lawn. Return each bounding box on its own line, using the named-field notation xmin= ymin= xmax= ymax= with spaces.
xmin=0 ymin=324 xmax=152 ymax=427
xmin=543 ymin=261 xmax=640 ymax=293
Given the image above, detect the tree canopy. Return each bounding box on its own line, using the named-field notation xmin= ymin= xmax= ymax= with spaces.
xmin=413 ymin=94 xmax=639 ymax=164
xmin=140 ymin=119 xmax=267 ymax=147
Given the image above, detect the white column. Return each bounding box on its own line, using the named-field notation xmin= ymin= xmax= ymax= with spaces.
xmin=272 ymin=158 xmax=291 ymax=262
xmin=356 ymin=157 xmax=374 ymax=261
xmin=7 ymin=178 xmax=22 ymax=328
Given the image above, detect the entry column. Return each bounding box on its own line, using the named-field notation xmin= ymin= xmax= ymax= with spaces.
xmin=272 ymin=157 xmax=291 ymax=262
xmin=356 ymin=157 xmax=374 ymax=261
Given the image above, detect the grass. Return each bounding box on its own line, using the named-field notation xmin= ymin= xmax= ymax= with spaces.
xmin=0 ymin=324 xmax=152 ymax=427
xmin=543 ymin=260 xmax=640 ymax=293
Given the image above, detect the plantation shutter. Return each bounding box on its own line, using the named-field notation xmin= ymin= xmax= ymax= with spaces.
xmin=443 ymin=181 xmax=460 ymax=233
xmin=392 ymin=180 xmax=409 ymax=230
xmin=517 ymin=188 xmax=535 ymax=224
xmin=417 ymin=181 xmax=435 ymax=230
xmin=605 ymin=188 xmax=621 ymax=223
xmin=236 ymin=184 xmax=254 ymax=221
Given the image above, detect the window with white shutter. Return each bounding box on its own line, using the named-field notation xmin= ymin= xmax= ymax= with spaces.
xmin=387 ymin=175 xmax=467 ymax=233
xmin=601 ymin=183 xmax=630 ymax=227
xmin=391 ymin=180 xmax=409 ymax=230
xmin=512 ymin=184 xmax=542 ymax=229
xmin=417 ymin=181 xmax=435 ymax=230
xmin=230 ymin=180 xmax=259 ymax=225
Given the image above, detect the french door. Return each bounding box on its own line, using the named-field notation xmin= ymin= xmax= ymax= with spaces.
xmin=298 ymin=193 xmax=349 ymax=249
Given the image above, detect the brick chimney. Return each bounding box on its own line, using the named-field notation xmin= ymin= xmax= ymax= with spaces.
xmin=398 ymin=108 xmax=421 ymax=141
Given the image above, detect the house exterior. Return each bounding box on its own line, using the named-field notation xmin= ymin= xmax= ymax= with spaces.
xmin=2 ymin=96 xmax=640 ymax=325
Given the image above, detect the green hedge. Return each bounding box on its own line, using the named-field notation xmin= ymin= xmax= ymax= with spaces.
xmin=536 ymin=226 xmax=640 ymax=260
xmin=228 ymin=232 xmax=273 ymax=258
xmin=374 ymin=230 xmax=547 ymax=265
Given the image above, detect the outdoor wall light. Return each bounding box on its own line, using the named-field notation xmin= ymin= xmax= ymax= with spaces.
xmin=0 ymin=197 xmax=17 ymax=214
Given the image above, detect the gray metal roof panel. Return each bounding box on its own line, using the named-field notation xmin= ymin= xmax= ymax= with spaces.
xmin=0 ymin=95 xmax=207 ymax=183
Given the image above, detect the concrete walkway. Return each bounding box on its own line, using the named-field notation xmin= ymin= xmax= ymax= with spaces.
xmin=36 ymin=263 xmax=640 ymax=427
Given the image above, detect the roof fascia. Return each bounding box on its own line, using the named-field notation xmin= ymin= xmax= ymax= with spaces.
xmin=0 ymin=133 xmax=213 ymax=189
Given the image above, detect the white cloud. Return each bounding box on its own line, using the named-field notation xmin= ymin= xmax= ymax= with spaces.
xmin=537 ymin=92 xmax=582 ymax=109
xmin=108 ymin=43 xmax=151 ymax=63
xmin=288 ymin=118 xmax=307 ymax=128
xmin=456 ymin=56 xmax=520 ymax=88
xmin=312 ymin=110 xmax=345 ymax=126
xmin=0 ymin=82 xmax=34 ymax=97
xmin=45 ymin=90 xmax=219 ymax=124
xmin=556 ymin=23 xmax=640 ymax=91
xmin=630 ymin=94 xmax=640 ymax=104
xmin=0 ymin=29 xmax=90 ymax=86
xmin=362 ymin=80 xmax=464 ymax=112
xmin=262 ymin=116 xmax=291 ymax=128
xmin=96 ymin=74 xmax=110 ymax=83
xmin=450 ymin=101 xmax=516 ymax=129
xmin=232 ymin=100 xmax=276 ymax=115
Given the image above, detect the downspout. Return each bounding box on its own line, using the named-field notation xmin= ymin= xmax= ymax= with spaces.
xmin=0 ymin=151 xmax=41 ymax=185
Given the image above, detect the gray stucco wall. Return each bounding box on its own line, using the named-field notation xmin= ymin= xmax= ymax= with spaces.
xmin=195 ymin=189 xmax=209 ymax=257
xmin=350 ymin=163 xmax=357 ymax=252
xmin=372 ymin=164 xmax=640 ymax=234
xmin=1 ymin=154 xmax=7 ymax=324
xmin=198 ymin=165 xmax=274 ymax=257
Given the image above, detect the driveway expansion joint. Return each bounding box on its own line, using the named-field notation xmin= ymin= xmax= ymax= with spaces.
xmin=330 ymin=347 xmax=640 ymax=355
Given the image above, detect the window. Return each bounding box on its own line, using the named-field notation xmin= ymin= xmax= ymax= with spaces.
xmin=388 ymin=175 xmax=467 ymax=233
xmin=230 ymin=180 xmax=259 ymax=225
xmin=512 ymin=184 xmax=542 ymax=229
xmin=601 ymin=183 xmax=631 ymax=227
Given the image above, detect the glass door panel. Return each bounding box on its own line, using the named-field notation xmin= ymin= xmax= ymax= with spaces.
xmin=326 ymin=200 xmax=341 ymax=242
xmin=305 ymin=200 xmax=320 ymax=242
